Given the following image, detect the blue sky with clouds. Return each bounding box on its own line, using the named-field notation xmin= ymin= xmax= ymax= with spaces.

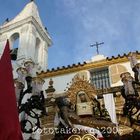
xmin=0 ymin=0 xmax=139 ymax=69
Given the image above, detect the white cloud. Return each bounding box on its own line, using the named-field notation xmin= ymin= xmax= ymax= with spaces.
xmin=52 ymin=0 xmax=140 ymax=66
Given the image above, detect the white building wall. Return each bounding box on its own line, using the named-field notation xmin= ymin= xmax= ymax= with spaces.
xmin=43 ymin=72 xmax=77 ymax=95
xmin=42 ymin=59 xmax=140 ymax=95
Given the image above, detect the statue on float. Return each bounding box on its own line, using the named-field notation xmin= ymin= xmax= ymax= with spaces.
xmin=120 ymin=53 xmax=140 ymax=126
xmin=53 ymin=76 xmax=116 ymax=140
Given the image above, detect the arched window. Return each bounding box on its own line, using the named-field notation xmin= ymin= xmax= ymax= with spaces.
xmin=35 ymin=38 xmax=41 ymax=64
xmin=10 ymin=33 xmax=19 ymax=49
xmin=10 ymin=33 xmax=20 ymax=60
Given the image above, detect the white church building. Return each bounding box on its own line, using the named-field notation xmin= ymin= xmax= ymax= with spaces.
xmin=0 ymin=0 xmax=139 ymax=95
xmin=0 ymin=1 xmax=140 ymax=140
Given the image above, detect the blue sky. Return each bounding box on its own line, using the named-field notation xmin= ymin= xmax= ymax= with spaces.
xmin=0 ymin=0 xmax=139 ymax=69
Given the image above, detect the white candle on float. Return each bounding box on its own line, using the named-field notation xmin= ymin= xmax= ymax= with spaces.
xmin=24 ymin=60 xmax=35 ymax=77
xmin=16 ymin=67 xmax=27 ymax=84
xmin=32 ymin=77 xmax=45 ymax=95
xmin=128 ymin=53 xmax=138 ymax=68
xmin=136 ymin=63 xmax=140 ymax=82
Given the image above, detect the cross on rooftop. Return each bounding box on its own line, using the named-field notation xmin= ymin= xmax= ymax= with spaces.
xmin=90 ymin=42 xmax=104 ymax=55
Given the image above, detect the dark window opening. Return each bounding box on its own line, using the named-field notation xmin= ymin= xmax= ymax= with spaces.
xmin=10 ymin=33 xmax=19 ymax=61
xmin=90 ymin=68 xmax=110 ymax=89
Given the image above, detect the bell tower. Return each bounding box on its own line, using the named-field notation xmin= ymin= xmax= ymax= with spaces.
xmin=0 ymin=1 xmax=52 ymax=71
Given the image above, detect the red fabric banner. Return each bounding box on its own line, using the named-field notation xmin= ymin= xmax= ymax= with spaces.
xmin=0 ymin=41 xmax=23 ymax=140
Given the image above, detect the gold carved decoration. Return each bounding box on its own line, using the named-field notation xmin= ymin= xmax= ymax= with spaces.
xmin=66 ymin=76 xmax=96 ymax=105
xmin=68 ymin=134 xmax=97 ymax=140
xmin=68 ymin=135 xmax=81 ymax=140
xmin=82 ymin=134 xmax=97 ymax=140
xmin=74 ymin=70 xmax=90 ymax=81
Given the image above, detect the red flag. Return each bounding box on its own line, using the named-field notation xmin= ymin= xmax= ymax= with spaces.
xmin=0 ymin=41 xmax=23 ymax=140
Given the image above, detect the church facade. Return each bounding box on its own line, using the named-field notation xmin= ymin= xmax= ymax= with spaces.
xmin=0 ymin=1 xmax=140 ymax=140
xmin=40 ymin=52 xmax=140 ymax=94
xmin=0 ymin=1 xmax=139 ymax=97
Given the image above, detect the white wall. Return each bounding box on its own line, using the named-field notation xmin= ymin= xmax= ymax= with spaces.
xmin=42 ymin=59 xmax=140 ymax=95
xmin=43 ymin=72 xmax=77 ymax=95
